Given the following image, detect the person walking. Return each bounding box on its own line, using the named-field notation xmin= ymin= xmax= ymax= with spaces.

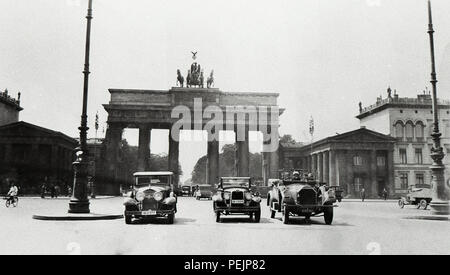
xmin=360 ymin=188 xmax=366 ymax=202
xmin=382 ymin=188 xmax=388 ymax=201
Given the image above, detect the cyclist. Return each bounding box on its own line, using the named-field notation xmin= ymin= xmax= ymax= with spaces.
xmin=7 ymin=183 xmax=18 ymax=204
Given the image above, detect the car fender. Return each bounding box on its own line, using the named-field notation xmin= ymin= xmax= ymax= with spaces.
xmin=123 ymin=197 xmax=137 ymax=206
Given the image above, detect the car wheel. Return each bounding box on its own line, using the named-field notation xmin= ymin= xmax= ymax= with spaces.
xmin=216 ymin=211 xmax=221 ymax=223
xmin=249 ymin=212 xmax=254 ymax=219
xmin=125 ymin=215 xmax=132 ymax=224
xmin=305 ymin=213 xmax=311 ymax=223
xmin=324 ymin=206 xmax=333 ymax=225
xmin=282 ymin=206 xmax=289 ymax=224
xmin=267 ymin=195 xmax=270 ymax=206
xmin=12 ymin=198 xmax=18 ymax=207
xmin=167 ymin=213 xmax=175 ymax=224
xmin=5 ymin=200 xmax=10 ymax=208
xmin=398 ymin=199 xmax=405 ymax=209
xmin=420 ymin=199 xmax=428 ymax=210
xmin=254 ymin=209 xmax=261 ymax=223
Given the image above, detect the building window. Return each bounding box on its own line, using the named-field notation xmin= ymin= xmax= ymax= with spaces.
xmin=399 ymin=149 xmax=407 ymax=164
xmin=354 ymin=177 xmax=362 ymax=192
xmin=0 ymin=145 xmax=5 ymax=161
xmin=400 ymin=173 xmax=409 ymax=189
xmin=377 ymin=156 xmax=386 ymax=167
xmin=415 ymin=149 xmax=423 ymax=164
xmin=353 ymin=155 xmax=363 ymax=166
xmin=405 ymin=122 xmax=414 ymax=140
xmin=415 ymin=122 xmax=424 ymax=140
xmin=395 ymin=122 xmax=404 ymax=139
xmin=416 ymin=173 xmax=425 ymax=186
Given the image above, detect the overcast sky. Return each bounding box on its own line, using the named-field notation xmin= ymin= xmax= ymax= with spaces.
xmin=1 ymin=0 xmax=450 ymax=182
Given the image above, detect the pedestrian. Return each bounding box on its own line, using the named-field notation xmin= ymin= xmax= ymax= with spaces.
xmin=55 ymin=185 xmax=60 ymax=198
xmin=360 ymin=188 xmax=366 ymax=202
xmin=50 ymin=184 xmax=56 ymax=198
xmin=40 ymin=183 xmax=46 ymax=199
xmin=382 ymin=188 xmax=388 ymax=201
xmin=67 ymin=186 xmax=72 ymax=197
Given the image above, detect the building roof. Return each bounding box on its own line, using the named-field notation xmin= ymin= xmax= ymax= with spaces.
xmin=357 ymin=92 xmax=450 ymax=119
xmin=0 ymin=90 xmax=23 ymax=111
xmin=0 ymin=121 xmax=77 ymax=144
xmin=297 ymin=127 xmax=396 ymax=151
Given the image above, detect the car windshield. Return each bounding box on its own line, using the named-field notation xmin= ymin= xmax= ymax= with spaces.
xmin=221 ymin=178 xmax=250 ymax=188
xmin=135 ymin=175 xmax=171 ymax=188
xmin=199 ymin=186 xmax=214 ymax=191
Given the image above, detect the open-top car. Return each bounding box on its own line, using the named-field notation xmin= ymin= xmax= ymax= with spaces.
xmin=212 ymin=177 xmax=262 ymax=223
xmin=398 ymin=184 xmax=432 ymax=210
xmin=267 ymin=171 xmax=337 ymax=225
xmin=195 ymin=184 xmax=215 ymax=200
xmin=123 ymin=172 xmax=177 ymax=224
xmin=181 ymin=185 xmax=192 ymax=197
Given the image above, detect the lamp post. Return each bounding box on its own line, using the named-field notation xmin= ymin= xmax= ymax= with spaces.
xmin=68 ymin=0 xmax=94 ymax=214
xmin=427 ymin=0 xmax=450 ymax=215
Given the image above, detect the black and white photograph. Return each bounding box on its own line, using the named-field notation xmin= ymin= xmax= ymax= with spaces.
xmin=1 ymin=0 xmax=450 ymax=258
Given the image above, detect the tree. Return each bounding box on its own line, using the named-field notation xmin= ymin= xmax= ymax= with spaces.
xmin=280 ymin=134 xmax=296 ymax=145
xmin=191 ymin=144 xmax=263 ymax=185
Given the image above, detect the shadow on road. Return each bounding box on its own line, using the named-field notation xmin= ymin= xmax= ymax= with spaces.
xmin=271 ymin=217 xmax=354 ymax=227
xmin=127 ymin=217 xmax=197 ymax=225
xmin=218 ymin=217 xmax=273 ymax=224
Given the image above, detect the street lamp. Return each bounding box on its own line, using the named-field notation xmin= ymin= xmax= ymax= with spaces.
xmin=427 ymin=0 xmax=450 ymax=215
xmin=68 ymin=0 xmax=94 ymax=214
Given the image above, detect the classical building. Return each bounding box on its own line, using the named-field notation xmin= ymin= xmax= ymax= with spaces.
xmin=0 ymin=121 xmax=78 ymax=194
xmin=0 ymin=89 xmax=22 ymax=126
xmin=357 ymin=88 xmax=450 ymax=196
xmin=279 ymin=127 xmax=396 ymax=199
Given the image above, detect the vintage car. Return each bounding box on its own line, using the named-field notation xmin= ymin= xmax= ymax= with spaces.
xmin=267 ymin=171 xmax=337 ymax=225
xmin=212 ymin=177 xmax=262 ymax=223
xmin=195 ymin=184 xmax=215 ymax=200
xmin=123 ymin=172 xmax=177 ymax=224
xmin=181 ymin=185 xmax=192 ymax=197
xmin=398 ymin=184 xmax=432 ymax=210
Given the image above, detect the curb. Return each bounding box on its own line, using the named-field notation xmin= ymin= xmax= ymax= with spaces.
xmin=32 ymin=213 xmax=124 ymax=221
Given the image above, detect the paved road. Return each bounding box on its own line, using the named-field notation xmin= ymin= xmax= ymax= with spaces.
xmin=0 ymin=197 xmax=449 ymax=255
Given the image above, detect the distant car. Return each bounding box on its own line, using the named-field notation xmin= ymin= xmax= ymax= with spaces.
xmin=212 ymin=177 xmax=261 ymax=223
xmin=123 ymin=172 xmax=177 ymax=224
xmin=267 ymin=172 xmax=337 ymax=225
xmin=195 ymin=184 xmax=215 ymax=200
xmin=181 ymin=186 xmax=192 ymax=196
xmin=398 ymin=184 xmax=432 ymax=210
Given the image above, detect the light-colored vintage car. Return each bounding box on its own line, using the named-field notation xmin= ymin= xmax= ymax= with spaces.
xmin=212 ymin=177 xmax=262 ymax=223
xmin=195 ymin=184 xmax=215 ymax=200
xmin=123 ymin=172 xmax=177 ymax=224
xmin=398 ymin=184 xmax=432 ymax=210
xmin=267 ymin=171 xmax=337 ymax=225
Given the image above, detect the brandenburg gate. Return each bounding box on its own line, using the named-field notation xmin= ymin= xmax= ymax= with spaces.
xmin=100 ymin=61 xmax=283 ymax=195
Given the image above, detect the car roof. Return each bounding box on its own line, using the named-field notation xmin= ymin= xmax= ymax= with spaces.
xmin=133 ymin=172 xmax=174 ymax=176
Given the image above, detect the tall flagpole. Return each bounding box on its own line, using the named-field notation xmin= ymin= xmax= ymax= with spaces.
xmin=69 ymin=0 xmax=94 ymax=213
xmin=427 ymin=0 xmax=449 ymax=215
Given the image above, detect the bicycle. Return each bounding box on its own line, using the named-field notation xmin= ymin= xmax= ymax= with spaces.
xmin=4 ymin=196 xmax=19 ymax=208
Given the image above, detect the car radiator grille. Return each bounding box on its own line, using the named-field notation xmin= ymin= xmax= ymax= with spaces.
xmin=231 ymin=191 xmax=244 ymax=205
xmin=297 ymin=189 xmax=317 ymax=205
xmin=142 ymin=198 xmax=158 ymax=210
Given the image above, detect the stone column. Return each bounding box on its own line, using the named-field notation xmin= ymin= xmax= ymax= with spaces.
xmin=236 ymin=130 xmax=250 ymax=177
xmin=387 ymin=149 xmax=394 ymax=197
xmin=169 ymin=128 xmax=180 ymax=187
xmin=207 ymin=134 xmax=220 ymax=186
xmin=318 ymin=153 xmax=323 ymax=182
xmin=103 ymin=124 xmax=123 ymax=195
xmin=323 ymin=151 xmax=329 ymax=184
xmin=262 ymin=152 xmax=269 ymax=185
xmin=311 ymin=154 xmax=316 ymax=178
xmin=370 ymin=150 xmax=378 ymax=198
xmin=51 ymin=145 xmax=59 ymax=182
xmin=137 ymin=125 xmax=151 ymax=172
xmin=329 ymin=150 xmax=337 ymax=186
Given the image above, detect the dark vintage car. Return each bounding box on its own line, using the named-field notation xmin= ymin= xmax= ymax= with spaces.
xmin=181 ymin=185 xmax=192 ymax=197
xmin=267 ymin=172 xmax=337 ymax=225
xmin=398 ymin=184 xmax=432 ymax=210
xmin=212 ymin=177 xmax=262 ymax=223
xmin=195 ymin=184 xmax=215 ymax=200
xmin=123 ymin=172 xmax=177 ymax=224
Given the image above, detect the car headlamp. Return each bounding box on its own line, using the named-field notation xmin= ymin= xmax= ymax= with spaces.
xmin=245 ymin=192 xmax=252 ymax=200
xmin=136 ymin=191 xmax=145 ymax=202
xmin=153 ymin=192 xmax=163 ymax=201
xmin=224 ymin=193 xmax=230 ymax=200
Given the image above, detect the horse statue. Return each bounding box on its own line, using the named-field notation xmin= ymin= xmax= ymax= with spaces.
xmin=186 ymin=70 xmax=192 ymax=88
xmin=199 ymin=70 xmax=204 ymax=88
xmin=207 ymin=70 xmax=214 ymax=88
xmin=176 ymin=69 xmax=184 ymax=87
